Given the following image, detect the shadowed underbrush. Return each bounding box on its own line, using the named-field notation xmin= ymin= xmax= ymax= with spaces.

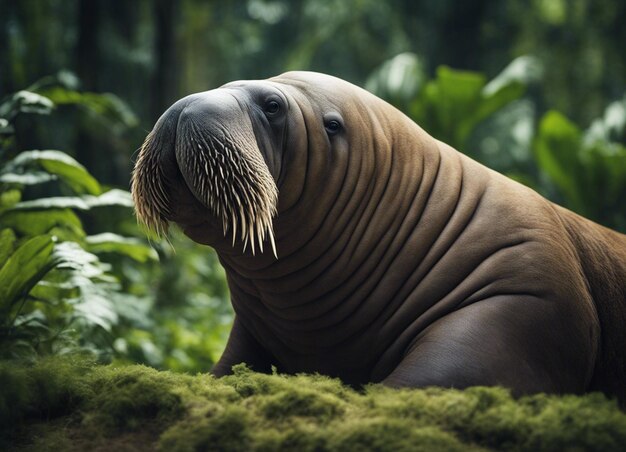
xmin=1 ymin=358 xmax=626 ymax=451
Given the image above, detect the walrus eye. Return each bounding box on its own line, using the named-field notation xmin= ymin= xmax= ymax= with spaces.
xmin=325 ymin=120 xmax=341 ymax=135
xmin=264 ymin=100 xmax=281 ymax=116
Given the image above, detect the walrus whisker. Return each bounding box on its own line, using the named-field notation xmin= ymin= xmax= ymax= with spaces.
xmin=268 ymin=223 xmax=277 ymax=259
xmin=231 ymin=212 xmax=237 ymax=247
xmin=240 ymin=204 xmax=247 ymax=242
xmin=242 ymin=232 xmax=249 ymax=253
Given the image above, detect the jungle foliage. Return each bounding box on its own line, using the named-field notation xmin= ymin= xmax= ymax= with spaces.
xmin=367 ymin=53 xmax=626 ymax=230
xmin=0 ymin=80 xmax=231 ymax=371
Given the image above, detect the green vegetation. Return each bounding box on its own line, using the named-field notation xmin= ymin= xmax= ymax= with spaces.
xmin=0 ymin=79 xmax=231 ymax=371
xmin=3 ymin=358 xmax=626 ymax=451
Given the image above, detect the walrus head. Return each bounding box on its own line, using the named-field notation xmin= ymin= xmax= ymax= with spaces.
xmin=132 ymin=82 xmax=286 ymax=256
xmin=132 ymin=71 xmax=413 ymax=263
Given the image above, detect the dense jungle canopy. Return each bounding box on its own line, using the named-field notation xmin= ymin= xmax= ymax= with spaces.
xmin=1 ymin=1 xmax=626 ymax=449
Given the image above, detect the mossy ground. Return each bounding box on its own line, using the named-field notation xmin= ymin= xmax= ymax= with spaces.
xmin=2 ymin=358 xmax=626 ymax=451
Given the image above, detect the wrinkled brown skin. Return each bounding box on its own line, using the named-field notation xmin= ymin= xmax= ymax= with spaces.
xmin=134 ymin=72 xmax=626 ymax=405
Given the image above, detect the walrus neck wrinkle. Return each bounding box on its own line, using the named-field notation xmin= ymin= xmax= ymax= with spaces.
xmin=217 ymin=100 xmax=355 ymax=275
xmin=215 ymin=116 xmax=498 ymax=384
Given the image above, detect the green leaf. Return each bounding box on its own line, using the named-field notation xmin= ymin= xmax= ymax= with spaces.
xmin=12 ymin=197 xmax=91 ymax=211
xmin=0 ymin=90 xmax=54 ymax=120
xmin=37 ymin=87 xmax=138 ymax=128
xmin=585 ymin=95 xmax=626 ymax=144
xmin=29 ymin=279 xmax=78 ymax=304
xmin=365 ymin=53 xmax=426 ymax=109
xmin=420 ymin=67 xmax=485 ymax=148
xmin=86 ymin=233 xmax=158 ymax=263
xmin=534 ymin=111 xmax=585 ymax=212
xmin=578 ymin=142 xmax=626 ymax=218
xmin=0 ymin=235 xmax=56 ymax=318
xmin=0 ymin=229 xmax=17 ymax=266
xmin=7 ymin=150 xmax=101 ymax=195
xmin=52 ymin=242 xmax=110 ymax=278
xmin=0 ymin=189 xmax=21 ymax=213
xmin=464 ymin=57 xmax=542 ymax=142
xmin=0 ymin=172 xmax=58 ymax=186
xmin=483 ymin=56 xmax=543 ymax=97
xmin=47 ymin=242 xmax=120 ymax=332
xmin=9 ymin=189 xmax=134 ymax=212
xmin=0 ymin=209 xmax=85 ymax=240
xmin=85 ymin=189 xmax=134 ymax=208
xmin=0 ymin=118 xmax=12 ymax=134
xmin=72 ymin=291 xmax=119 ymax=332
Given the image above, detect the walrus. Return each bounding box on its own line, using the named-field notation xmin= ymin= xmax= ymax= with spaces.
xmin=131 ymin=71 xmax=626 ymax=404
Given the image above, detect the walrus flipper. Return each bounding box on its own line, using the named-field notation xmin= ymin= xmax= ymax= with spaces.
xmin=211 ymin=316 xmax=275 ymax=377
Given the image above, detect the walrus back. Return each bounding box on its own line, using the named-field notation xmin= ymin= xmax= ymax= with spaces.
xmin=557 ymin=206 xmax=626 ymax=404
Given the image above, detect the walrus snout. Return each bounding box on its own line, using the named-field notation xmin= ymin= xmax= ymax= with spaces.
xmin=131 ymin=95 xmax=198 ymax=237
xmin=132 ymin=89 xmax=279 ymax=257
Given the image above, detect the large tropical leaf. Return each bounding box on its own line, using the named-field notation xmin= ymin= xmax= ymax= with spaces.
xmin=50 ymin=242 xmax=120 ymax=332
xmin=0 ymin=189 xmax=21 ymax=214
xmin=71 ymin=289 xmax=119 ymax=332
xmin=0 ymin=209 xmax=84 ymax=240
xmin=0 ymin=229 xmax=16 ymax=266
xmin=476 ymin=56 xmax=543 ymax=130
xmin=0 ymin=90 xmax=54 ymax=120
xmin=85 ymin=189 xmax=134 ymax=208
xmin=52 ymin=242 xmax=113 ymax=280
xmin=5 ymin=150 xmax=101 ymax=195
xmin=86 ymin=233 xmax=158 ymax=263
xmin=37 ymin=88 xmax=138 ymax=129
xmin=368 ymin=55 xmax=538 ymax=154
xmin=482 ymin=56 xmax=543 ymax=98
xmin=420 ymin=66 xmax=486 ymax=148
xmin=0 ymin=235 xmax=56 ymax=319
xmin=534 ymin=111 xmax=585 ymax=212
xmin=9 ymin=189 xmax=134 ymax=211
xmin=0 ymin=172 xmax=57 ymax=186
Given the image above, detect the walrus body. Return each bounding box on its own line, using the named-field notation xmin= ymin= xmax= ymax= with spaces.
xmin=132 ymin=72 xmax=626 ymax=404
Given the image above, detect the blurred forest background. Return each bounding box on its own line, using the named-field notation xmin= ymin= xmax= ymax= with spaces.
xmin=0 ymin=0 xmax=625 ymax=373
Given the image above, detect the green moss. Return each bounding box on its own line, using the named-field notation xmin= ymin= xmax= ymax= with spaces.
xmin=3 ymin=359 xmax=626 ymax=451
xmin=520 ymin=393 xmax=626 ymax=451
xmin=253 ymin=422 xmax=328 ymax=452
xmin=82 ymin=365 xmax=185 ymax=432
xmin=11 ymin=421 xmax=74 ymax=452
xmin=257 ymin=389 xmax=345 ymax=420
xmin=328 ymin=420 xmax=479 ymax=452
xmin=0 ymin=356 xmax=91 ymax=427
xmin=159 ymin=406 xmax=252 ymax=452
